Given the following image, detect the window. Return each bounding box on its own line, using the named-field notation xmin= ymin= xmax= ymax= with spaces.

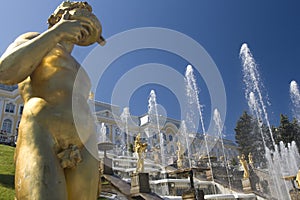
xmin=105 ymin=125 xmax=110 ymax=138
xmin=19 ymin=105 xmax=24 ymax=115
xmin=2 ymin=119 xmax=12 ymax=133
xmin=169 ymin=134 xmax=173 ymax=141
xmin=5 ymin=103 xmax=15 ymax=113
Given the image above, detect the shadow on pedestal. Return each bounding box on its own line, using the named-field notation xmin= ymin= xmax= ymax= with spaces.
xmin=130 ymin=173 xmax=151 ymax=194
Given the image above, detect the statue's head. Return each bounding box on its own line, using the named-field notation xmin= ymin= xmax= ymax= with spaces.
xmin=48 ymin=1 xmax=105 ymax=46
xmin=136 ymin=133 xmax=141 ymax=141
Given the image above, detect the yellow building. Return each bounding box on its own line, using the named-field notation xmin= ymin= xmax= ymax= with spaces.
xmin=0 ymin=84 xmax=23 ymax=145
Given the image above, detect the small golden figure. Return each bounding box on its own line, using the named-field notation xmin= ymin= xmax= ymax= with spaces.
xmin=296 ymin=169 xmax=300 ymax=188
xmin=248 ymin=152 xmax=254 ymax=168
xmin=152 ymin=146 xmax=160 ymax=164
xmin=176 ymin=141 xmax=185 ymax=169
xmin=0 ymin=1 xmax=105 ymax=199
xmin=134 ymin=133 xmax=147 ymax=173
xmin=238 ymin=154 xmax=250 ymax=179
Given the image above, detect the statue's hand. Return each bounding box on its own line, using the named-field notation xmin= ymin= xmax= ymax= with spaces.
xmin=52 ymin=11 xmax=94 ymax=44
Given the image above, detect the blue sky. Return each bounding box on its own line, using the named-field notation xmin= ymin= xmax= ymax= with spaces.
xmin=0 ymin=1 xmax=299 ymax=141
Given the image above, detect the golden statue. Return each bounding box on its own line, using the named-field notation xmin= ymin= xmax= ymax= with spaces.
xmin=0 ymin=2 xmax=105 ymax=199
xmin=248 ymin=152 xmax=253 ymax=163
xmin=176 ymin=141 xmax=184 ymax=169
xmin=248 ymin=152 xmax=254 ymax=168
xmin=238 ymin=154 xmax=249 ymax=179
xmin=134 ymin=133 xmax=147 ymax=173
xmin=296 ymin=169 xmax=300 ymax=188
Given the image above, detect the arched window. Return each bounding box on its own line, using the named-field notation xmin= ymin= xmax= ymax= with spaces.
xmin=169 ymin=134 xmax=173 ymax=141
xmin=153 ymin=133 xmax=157 ymax=139
xmin=2 ymin=119 xmax=12 ymax=133
xmin=163 ymin=133 xmax=167 ymax=141
xmin=5 ymin=103 xmax=15 ymax=113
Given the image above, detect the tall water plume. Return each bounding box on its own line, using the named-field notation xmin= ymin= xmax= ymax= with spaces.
xmin=148 ymin=90 xmax=166 ymax=167
xmin=177 ymin=120 xmax=192 ymax=168
xmin=213 ymin=108 xmax=232 ymax=191
xmin=98 ymin=122 xmax=107 ymax=143
xmin=240 ymin=43 xmax=291 ymax=199
xmin=290 ymin=80 xmax=300 ymax=121
xmin=240 ymin=43 xmax=275 ymax=146
xmin=185 ymin=65 xmax=215 ymax=184
xmin=120 ymin=107 xmax=131 ymax=155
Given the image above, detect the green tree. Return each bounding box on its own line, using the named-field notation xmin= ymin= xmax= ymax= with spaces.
xmin=230 ymin=157 xmax=238 ymax=166
xmin=235 ymin=111 xmax=266 ymax=167
xmin=128 ymin=143 xmax=134 ymax=153
xmin=292 ymin=118 xmax=300 ymax=148
xmin=235 ymin=111 xmax=254 ymax=156
xmin=275 ymin=114 xmax=300 ymax=149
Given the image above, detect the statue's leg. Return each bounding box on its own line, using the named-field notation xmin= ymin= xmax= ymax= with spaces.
xmin=65 ymin=146 xmax=99 ymax=200
xmin=15 ymin=119 xmax=67 ymax=200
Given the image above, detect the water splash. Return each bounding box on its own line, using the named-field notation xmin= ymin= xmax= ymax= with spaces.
xmin=265 ymin=142 xmax=300 ymax=199
xmin=148 ymin=90 xmax=166 ymax=167
xmin=120 ymin=107 xmax=131 ymax=155
xmin=240 ymin=43 xmax=275 ymax=146
xmin=248 ymin=92 xmax=267 ymax=148
xmin=185 ymin=65 xmax=216 ymax=187
xmin=177 ymin=120 xmax=192 ymax=168
xmin=213 ymin=108 xmax=232 ymax=191
xmin=97 ymin=122 xmax=107 ymax=143
xmin=240 ymin=43 xmax=291 ymax=199
xmin=290 ymin=80 xmax=300 ymax=121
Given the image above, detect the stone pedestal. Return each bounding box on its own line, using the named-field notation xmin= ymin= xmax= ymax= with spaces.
xmin=103 ymin=157 xmax=113 ymax=175
xmin=182 ymin=189 xmax=196 ymax=200
xmin=242 ymin=178 xmax=252 ymax=193
xmin=130 ymin=173 xmax=151 ymax=194
xmin=290 ymin=190 xmax=300 ymax=200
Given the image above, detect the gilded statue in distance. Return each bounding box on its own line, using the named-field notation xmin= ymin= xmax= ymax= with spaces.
xmin=0 ymin=2 xmax=105 ymax=199
xmin=238 ymin=154 xmax=250 ymax=179
xmin=295 ymin=169 xmax=300 ymax=189
xmin=176 ymin=141 xmax=185 ymax=169
xmin=248 ymin=152 xmax=254 ymax=168
xmin=134 ymin=133 xmax=147 ymax=173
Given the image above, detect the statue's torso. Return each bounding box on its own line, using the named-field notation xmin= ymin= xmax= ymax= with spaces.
xmin=18 ymin=44 xmax=94 ymax=150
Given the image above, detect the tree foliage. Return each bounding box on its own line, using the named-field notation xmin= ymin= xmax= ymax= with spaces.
xmin=235 ymin=112 xmax=300 ymax=167
xmin=274 ymin=114 xmax=300 ymax=148
xmin=234 ymin=111 xmax=270 ymax=167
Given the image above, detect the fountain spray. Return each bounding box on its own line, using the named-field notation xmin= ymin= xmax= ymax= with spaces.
xmin=240 ymin=43 xmax=291 ymax=199
xmin=185 ymin=65 xmax=216 ymax=193
xmin=148 ymin=90 xmax=166 ymax=167
xmin=290 ymin=80 xmax=300 ymax=122
xmin=213 ymin=108 xmax=232 ymax=192
xmin=121 ymin=107 xmax=131 ymax=156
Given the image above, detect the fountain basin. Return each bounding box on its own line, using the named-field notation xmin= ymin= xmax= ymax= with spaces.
xmin=98 ymin=142 xmax=114 ymax=151
xmin=204 ymin=193 xmax=257 ymax=200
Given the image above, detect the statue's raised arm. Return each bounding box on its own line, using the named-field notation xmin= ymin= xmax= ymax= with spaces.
xmin=0 ymin=1 xmax=105 ymax=85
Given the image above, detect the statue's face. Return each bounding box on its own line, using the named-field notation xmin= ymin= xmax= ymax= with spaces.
xmin=68 ymin=8 xmax=102 ymax=46
xmin=48 ymin=2 xmax=103 ymax=46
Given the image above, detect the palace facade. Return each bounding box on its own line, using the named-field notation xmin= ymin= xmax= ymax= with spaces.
xmin=0 ymin=85 xmax=238 ymax=164
xmin=0 ymin=84 xmax=22 ymax=145
xmin=93 ymin=101 xmax=239 ymax=164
